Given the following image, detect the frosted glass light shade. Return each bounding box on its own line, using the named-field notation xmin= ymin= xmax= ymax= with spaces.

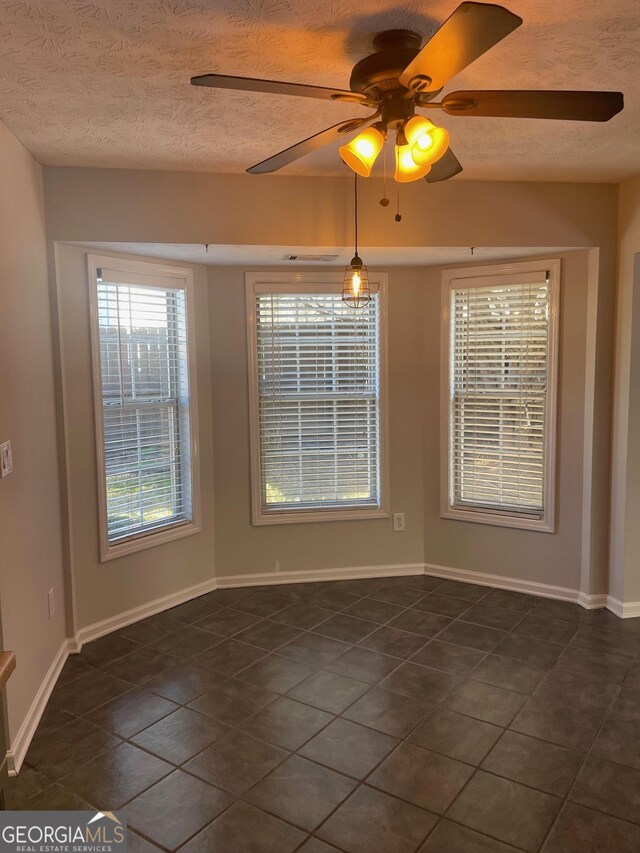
xmin=339 ymin=125 xmax=386 ymax=177
xmin=405 ymin=116 xmax=450 ymax=167
xmin=394 ymin=143 xmax=432 ymax=182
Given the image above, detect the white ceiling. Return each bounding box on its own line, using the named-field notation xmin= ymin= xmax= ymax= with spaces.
xmin=2 ymin=0 xmax=638 ymax=182
xmin=70 ymin=242 xmax=577 ymax=266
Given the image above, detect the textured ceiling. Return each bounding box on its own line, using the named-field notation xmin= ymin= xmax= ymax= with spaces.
xmin=70 ymin=242 xmax=576 ymax=266
xmin=1 ymin=0 xmax=639 ymax=181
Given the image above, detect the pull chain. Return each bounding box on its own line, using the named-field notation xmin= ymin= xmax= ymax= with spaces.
xmin=393 ymin=142 xmax=402 ymax=222
xmin=380 ymin=143 xmax=390 ymax=207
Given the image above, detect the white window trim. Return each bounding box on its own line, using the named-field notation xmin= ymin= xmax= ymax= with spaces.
xmin=246 ymin=271 xmax=390 ymax=526
xmin=440 ymin=259 xmax=561 ymax=533
xmin=87 ymin=253 xmax=202 ymax=561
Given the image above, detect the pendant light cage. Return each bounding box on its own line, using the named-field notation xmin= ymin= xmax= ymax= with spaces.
xmin=342 ymin=254 xmax=371 ymax=308
xmin=343 ymin=174 xmax=371 ymax=309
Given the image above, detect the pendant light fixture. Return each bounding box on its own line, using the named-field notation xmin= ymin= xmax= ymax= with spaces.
xmin=342 ymin=174 xmax=370 ymax=309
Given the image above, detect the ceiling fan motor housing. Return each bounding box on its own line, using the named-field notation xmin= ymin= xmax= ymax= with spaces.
xmin=349 ymin=30 xmax=423 ymax=99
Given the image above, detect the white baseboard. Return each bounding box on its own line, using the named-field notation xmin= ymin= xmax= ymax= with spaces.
xmin=74 ymin=576 xmax=218 ymax=649
xmin=216 ymin=563 xmax=425 ymax=589
xmin=605 ymin=596 xmax=640 ymax=618
xmin=7 ymin=639 xmax=70 ymax=776
xmin=67 ymin=636 xmax=82 ymax=654
xmin=577 ymin=592 xmax=608 ymax=610
xmin=215 ymin=562 xmax=629 ymax=615
xmin=424 ymin=562 xmax=608 ymax=610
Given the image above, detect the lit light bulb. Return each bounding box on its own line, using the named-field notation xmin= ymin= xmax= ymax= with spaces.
xmin=355 ymin=139 xmax=375 ymax=158
xmin=394 ymin=143 xmax=431 ymax=183
xmin=339 ymin=123 xmax=386 ymax=177
xmin=404 ymin=116 xmax=450 ymax=167
xmin=415 ymin=131 xmax=433 ymax=152
xmin=351 ymin=269 xmax=361 ymax=296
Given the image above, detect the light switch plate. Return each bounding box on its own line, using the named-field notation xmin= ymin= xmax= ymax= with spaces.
xmin=0 ymin=441 xmax=12 ymax=477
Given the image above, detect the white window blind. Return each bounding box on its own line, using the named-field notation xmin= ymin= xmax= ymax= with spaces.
xmin=448 ymin=277 xmax=553 ymax=519
xmin=96 ymin=272 xmax=193 ymax=543
xmin=254 ymin=290 xmax=381 ymax=515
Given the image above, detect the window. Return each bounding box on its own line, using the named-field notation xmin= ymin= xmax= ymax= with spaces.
xmin=247 ymin=273 xmax=388 ymax=524
xmin=441 ymin=260 xmax=560 ymax=531
xmin=88 ymin=256 xmax=200 ymax=560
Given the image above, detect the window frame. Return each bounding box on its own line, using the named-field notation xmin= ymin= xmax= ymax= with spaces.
xmin=246 ymin=272 xmax=389 ymax=526
xmin=87 ymin=254 xmax=201 ymax=562
xmin=440 ymin=259 xmax=560 ymax=533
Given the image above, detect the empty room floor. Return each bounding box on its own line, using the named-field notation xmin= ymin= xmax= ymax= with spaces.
xmin=6 ymin=575 xmax=640 ymax=853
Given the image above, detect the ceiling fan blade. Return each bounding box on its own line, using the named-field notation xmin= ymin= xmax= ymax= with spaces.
xmin=425 ymin=147 xmax=463 ymax=182
xmin=441 ymin=90 xmax=624 ymax=121
xmin=247 ymin=116 xmax=375 ymax=174
xmin=191 ymin=73 xmax=374 ymax=106
xmin=399 ymin=2 xmax=522 ymax=94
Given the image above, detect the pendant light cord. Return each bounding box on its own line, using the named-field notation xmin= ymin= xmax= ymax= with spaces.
xmin=354 ymin=173 xmax=358 ymax=256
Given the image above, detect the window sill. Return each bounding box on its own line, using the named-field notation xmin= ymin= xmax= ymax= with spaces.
xmin=100 ymin=521 xmax=201 ymax=562
xmin=441 ymin=507 xmax=554 ymax=533
xmin=253 ymin=507 xmax=389 ymax=526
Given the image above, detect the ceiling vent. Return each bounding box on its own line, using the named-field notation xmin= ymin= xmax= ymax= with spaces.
xmin=283 ymin=254 xmax=339 ymax=262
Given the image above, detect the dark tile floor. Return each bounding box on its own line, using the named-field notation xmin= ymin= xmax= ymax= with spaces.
xmin=7 ymin=575 xmax=640 ymax=852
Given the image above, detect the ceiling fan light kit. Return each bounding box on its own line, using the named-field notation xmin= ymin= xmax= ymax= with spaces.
xmin=191 ymin=1 xmax=623 ymax=184
xmin=339 ymin=115 xmax=450 ymax=183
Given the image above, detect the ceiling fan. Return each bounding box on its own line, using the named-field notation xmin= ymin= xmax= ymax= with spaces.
xmin=191 ymin=1 xmax=623 ymax=183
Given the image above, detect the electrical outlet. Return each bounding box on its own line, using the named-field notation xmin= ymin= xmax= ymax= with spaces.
xmin=0 ymin=441 xmax=12 ymax=477
xmin=393 ymin=513 xmax=405 ymax=532
xmin=48 ymin=589 xmax=55 ymax=620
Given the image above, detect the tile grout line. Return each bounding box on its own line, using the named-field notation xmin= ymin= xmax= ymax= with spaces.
xmin=534 ymin=676 xmax=625 ymax=852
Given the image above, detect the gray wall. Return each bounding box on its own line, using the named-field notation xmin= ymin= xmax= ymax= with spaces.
xmin=610 ymin=176 xmax=640 ymax=603
xmin=0 ymin=121 xmax=67 ymax=745
xmin=42 ymin=167 xmax=621 ymax=632
xmin=43 ymin=168 xmax=618 ymax=252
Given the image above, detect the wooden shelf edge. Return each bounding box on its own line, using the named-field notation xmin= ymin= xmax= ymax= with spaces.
xmin=0 ymin=652 xmax=16 ymax=691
